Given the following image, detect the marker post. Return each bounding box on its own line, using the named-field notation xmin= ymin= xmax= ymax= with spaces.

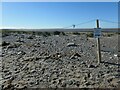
xmin=96 ymin=19 xmax=101 ymax=64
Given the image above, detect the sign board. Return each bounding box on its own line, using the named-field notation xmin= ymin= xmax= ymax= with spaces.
xmin=94 ymin=28 xmax=102 ymax=38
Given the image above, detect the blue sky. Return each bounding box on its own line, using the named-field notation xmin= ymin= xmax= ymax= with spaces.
xmin=2 ymin=2 xmax=118 ymax=29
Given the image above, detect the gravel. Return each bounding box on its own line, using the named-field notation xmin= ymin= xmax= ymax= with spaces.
xmin=1 ymin=32 xmax=119 ymax=89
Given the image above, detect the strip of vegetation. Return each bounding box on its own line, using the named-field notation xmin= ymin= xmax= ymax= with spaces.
xmin=1 ymin=29 xmax=119 ymax=37
xmin=86 ymin=32 xmax=93 ymax=37
xmin=102 ymin=32 xmax=118 ymax=37
xmin=1 ymin=29 xmax=66 ymax=37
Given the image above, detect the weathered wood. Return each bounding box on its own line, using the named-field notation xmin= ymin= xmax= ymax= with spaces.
xmin=96 ymin=19 xmax=101 ymax=64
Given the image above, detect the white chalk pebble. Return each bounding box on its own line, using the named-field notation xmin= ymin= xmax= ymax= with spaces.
xmin=114 ymin=54 xmax=118 ymax=57
xmin=109 ymin=57 xmax=113 ymax=59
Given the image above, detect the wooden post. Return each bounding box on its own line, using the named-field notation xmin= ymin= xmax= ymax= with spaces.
xmin=96 ymin=19 xmax=101 ymax=64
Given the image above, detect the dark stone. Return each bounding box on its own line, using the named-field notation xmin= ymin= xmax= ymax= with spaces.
xmin=67 ymin=43 xmax=77 ymax=47
xmin=88 ymin=64 xmax=96 ymax=68
xmin=2 ymin=41 xmax=10 ymax=46
xmin=27 ymin=36 xmax=33 ymax=39
xmin=91 ymin=44 xmax=95 ymax=47
xmin=42 ymin=41 xmax=46 ymax=44
xmin=85 ymin=82 xmax=91 ymax=86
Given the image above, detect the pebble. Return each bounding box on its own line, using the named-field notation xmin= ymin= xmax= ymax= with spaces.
xmin=75 ymin=74 xmax=81 ymax=78
xmin=114 ymin=54 xmax=118 ymax=57
xmin=61 ymin=81 xmax=67 ymax=87
xmin=67 ymin=80 xmax=73 ymax=85
xmin=88 ymin=64 xmax=96 ymax=68
xmin=85 ymin=82 xmax=91 ymax=86
xmin=91 ymin=44 xmax=94 ymax=47
xmin=109 ymin=57 xmax=113 ymax=59
xmin=4 ymin=75 xmax=12 ymax=79
xmin=7 ymin=43 xmax=18 ymax=48
xmin=15 ymin=84 xmax=27 ymax=89
xmin=28 ymin=80 xmax=35 ymax=86
xmin=3 ymin=69 xmax=9 ymax=73
xmin=42 ymin=41 xmax=46 ymax=44
xmin=27 ymin=36 xmax=33 ymax=39
xmin=17 ymin=51 xmax=26 ymax=55
xmin=67 ymin=43 xmax=77 ymax=47
xmin=30 ymin=69 xmax=36 ymax=73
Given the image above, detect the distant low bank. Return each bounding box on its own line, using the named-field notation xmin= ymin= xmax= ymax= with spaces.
xmin=1 ymin=28 xmax=120 ymax=32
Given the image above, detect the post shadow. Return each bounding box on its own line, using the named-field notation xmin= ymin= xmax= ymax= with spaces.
xmin=101 ymin=61 xmax=120 ymax=66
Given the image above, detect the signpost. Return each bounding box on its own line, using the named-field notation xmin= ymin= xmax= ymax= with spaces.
xmin=94 ymin=28 xmax=101 ymax=38
xmin=95 ymin=19 xmax=102 ymax=64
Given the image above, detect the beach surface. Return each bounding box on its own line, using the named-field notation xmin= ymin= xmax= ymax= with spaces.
xmin=1 ymin=31 xmax=119 ymax=89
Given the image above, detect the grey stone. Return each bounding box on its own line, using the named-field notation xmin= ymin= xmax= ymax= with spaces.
xmin=85 ymin=82 xmax=91 ymax=86
xmin=61 ymin=81 xmax=66 ymax=87
xmin=15 ymin=84 xmax=27 ymax=89
xmin=28 ymin=80 xmax=35 ymax=85
xmin=66 ymin=80 xmax=74 ymax=85
xmin=30 ymin=69 xmax=36 ymax=73
xmin=3 ymin=69 xmax=9 ymax=73
xmin=17 ymin=51 xmax=26 ymax=55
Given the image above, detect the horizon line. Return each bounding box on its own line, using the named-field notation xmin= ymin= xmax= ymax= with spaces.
xmin=1 ymin=27 xmax=119 ymax=29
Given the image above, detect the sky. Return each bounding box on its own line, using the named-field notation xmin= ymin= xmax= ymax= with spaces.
xmin=1 ymin=0 xmax=120 ymax=2
xmin=1 ymin=2 xmax=118 ymax=29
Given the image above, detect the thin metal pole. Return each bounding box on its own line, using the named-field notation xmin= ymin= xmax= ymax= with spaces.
xmin=96 ymin=19 xmax=101 ymax=64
